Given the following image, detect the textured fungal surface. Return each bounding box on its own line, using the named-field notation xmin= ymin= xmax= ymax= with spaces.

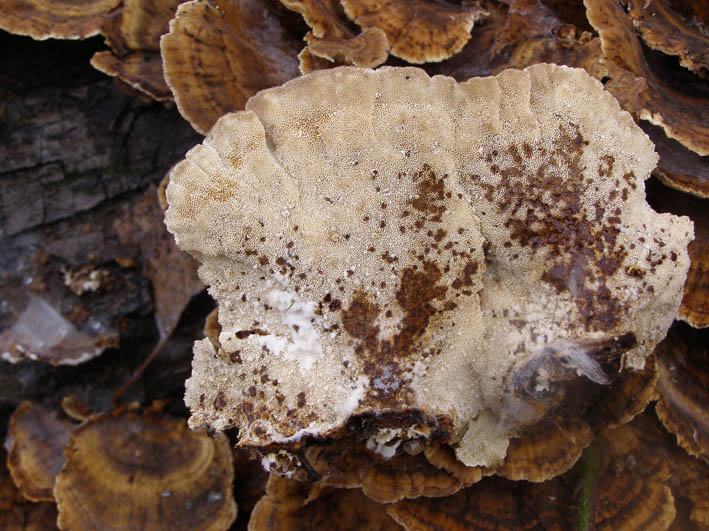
xmin=166 ymin=65 xmax=693 ymax=469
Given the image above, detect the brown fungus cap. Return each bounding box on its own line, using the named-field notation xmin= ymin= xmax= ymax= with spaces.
xmin=54 ymin=410 xmax=236 ymax=530
xmin=248 ymin=474 xmax=400 ymax=530
xmin=279 ymin=0 xmax=389 ymax=72
xmin=647 ymin=177 xmax=709 ymax=328
xmin=653 ymin=323 xmax=709 ymax=462
xmin=340 ymin=0 xmax=488 ymax=63
xmin=0 ymin=0 xmax=120 ymax=40
xmin=4 ymin=402 xmax=75 ymax=502
xmin=625 ymin=0 xmax=709 ymax=78
xmin=584 ymin=0 xmax=709 ymax=156
xmin=167 ymin=65 xmax=692 ymax=472
xmin=160 ymin=0 xmax=302 ymax=134
xmin=89 ymin=0 xmax=183 ymax=101
xmin=643 ymin=122 xmax=709 ymax=199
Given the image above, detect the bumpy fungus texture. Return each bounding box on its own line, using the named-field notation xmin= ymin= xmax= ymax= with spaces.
xmin=5 ymin=402 xmax=74 ymax=502
xmin=54 ymin=411 xmax=236 ymax=530
xmin=625 ymin=0 xmax=709 ymax=78
xmin=340 ymin=0 xmax=488 ymax=63
xmin=584 ymin=0 xmax=709 ymax=156
xmin=167 ymin=65 xmax=692 ymax=471
xmin=0 ymin=0 xmax=120 ymax=40
xmin=160 ymin=0 xmax=302 ymax=134
xmin=91 ymin=0 xmax=182 ymax=101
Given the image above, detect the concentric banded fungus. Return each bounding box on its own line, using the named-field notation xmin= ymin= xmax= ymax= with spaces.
xmin=584 ymin=0 xmax=709 ymax=156
xmin=625 ymin=0 xmax=709 ymax=78
xmin=249 ymin=474 xmax=400 ymax=530
xmin=91 ymin=0 xmax=183 ymax=101
xmin=160 ymin=0 xmax=302 ymax=134
xmin=5 ymin=402 xmax=74 ymax=502
xmin=279 ymin=0 xmax=389 ymax=73
xmin=654 ymin=323 xmax=708 ymax=462
xmin=340 ymin=0 xmax=488 ymax=63
xmin=167 ymin=65 xmax=692 ymax=473
xmin=0 ymin=0 xmax=120 ymax=40
xmin=54 ymin=411 xmax=236 ymax=530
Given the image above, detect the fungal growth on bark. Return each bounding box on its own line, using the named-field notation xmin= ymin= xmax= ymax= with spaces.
xmin=165 ymin=65 xmax=692 ymax=473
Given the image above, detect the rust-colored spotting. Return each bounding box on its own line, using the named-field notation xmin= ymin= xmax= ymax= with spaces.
xmin=54 ymin=410 xmax=236 ymax=530
xmin=0 ymin=0 xmax=120 ymax=40
xmin=625 ymin=0 xmax=709 ymax=78
xmin=90 ymin=0 xmax=181 ymax=101
xmin=248 ymin=474 xmax=400 ymax=531
xmin=584 ymin=0 xmax=709 ymax=156
xmin=5 ymin=402 xmax=75 ymax=502
xmin=340 ymin=0 xmax=488 ymax=63
xmin=161 ymin=0 xmax=302 ymax=134
xmin=654 ymin=323 xmax=709 ymax=462
xmin=647 ymin=177 xmax=709 ymax=327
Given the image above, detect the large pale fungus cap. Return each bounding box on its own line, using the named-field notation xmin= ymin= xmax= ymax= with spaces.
xmin=340 ymin=0 xmax=488 ymax=63
xmin=0 ymin=0 xmax=120 ymax=40
xmin=54 ymin=410 xmax=236 ymax=530
xmin=166 ymin=64 xmax=692 ymax=472
xmin=160 ymin=0 xmax=302 ymax=134
xmin=4 ymin=402 xmax=75 ymax=502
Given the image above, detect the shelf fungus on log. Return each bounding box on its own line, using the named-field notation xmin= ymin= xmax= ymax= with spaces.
xmin=4 ymin=402 xmax=75 ymax=502
xmin=165 ymin=65 xmax=693 ymax=476
xmin=624 ymin=0 xmax=709 ymax=78
xmin=54 ymin=410 xmax=236 ymax=530
xmin=654 ymin=323 xmax=708 ymax=462
xmin=279 ymin=0 xmax=389 ymax=73
xmin=584 ymin=0 xmax=709 ymax=156
xmin=248 ymin=474 xmax=401 ymax=530
xmin=90 ymin=0 xmax=183 ymax=101
xmin=340 ymin=0 xmax=488 ymax=64
xmin=0 ymin=0 xmax=121 ymax=40
xmin=160 ymin=0 xmax=302 ymax=134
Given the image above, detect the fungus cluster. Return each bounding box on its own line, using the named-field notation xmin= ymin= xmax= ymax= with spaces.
xmin=166 ymin=64 xmax=692 ymax=475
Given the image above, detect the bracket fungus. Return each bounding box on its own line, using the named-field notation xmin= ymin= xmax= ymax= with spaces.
xmin=166 ymin=65 xmax=692 ymax=475
xmin=54 ymin=410 xmax=236 ymax=530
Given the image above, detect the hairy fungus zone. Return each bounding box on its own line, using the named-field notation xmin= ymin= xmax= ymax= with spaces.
xmin=166 ymin=65 xmax=692 ymax=469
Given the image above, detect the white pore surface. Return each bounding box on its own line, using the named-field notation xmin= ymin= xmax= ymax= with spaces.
xmin=166 ymin=65 xmax=693 ymax=467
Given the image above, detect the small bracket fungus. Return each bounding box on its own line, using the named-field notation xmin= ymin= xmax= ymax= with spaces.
xmin=160 ymin=0 xmax=302 ymax=134
xmin=166 ymin=65 xmax=692 ymax=473
xmin=340 ymin=0 xmax=488 ymax=63
xmin=0 ymin=0 xmax=121 ymax=40
xmin=4 ymin=402 xmax=75 ymax=502
xmin=54 ymin=410 xmax=236 ymax=530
